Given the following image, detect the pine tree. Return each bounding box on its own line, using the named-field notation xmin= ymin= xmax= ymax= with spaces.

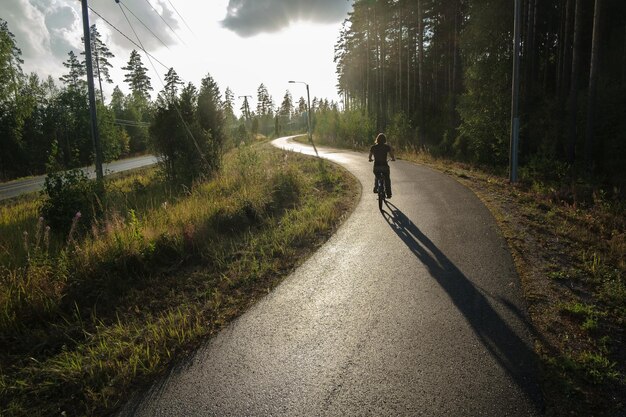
xmin=197 ymin=73 xmax=224 ymax=162
xmin=256 ymin=83 xmax=273 ymax=116
xmin=0 ymin=18 xmax=25 ymax=179
xmin=59 ymin=51 xmax=86 ymax=91
xmin=110 ymin=85 xmax=125 ymax=116
xmin=223 ymin=86 xmax=236 ymax=122
xmin=82 ymin=25 xmax=114 ymax=103
xmin=122 ymin=50 xmax=152 ymax=103
xmin=297 ymin=96 xmax=307 ymax=114
xmin=162 ymin=67 xmax=183 ymax=103
xmin=280 ymin=90 xmax=293 ymax=118
xmin=0 ymin=18 xmax=23 ymax=107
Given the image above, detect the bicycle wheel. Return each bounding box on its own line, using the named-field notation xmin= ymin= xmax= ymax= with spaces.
xmin=377 ymin=176 xmax=385 ymax=212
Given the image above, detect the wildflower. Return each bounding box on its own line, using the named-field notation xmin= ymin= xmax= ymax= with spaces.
xmin=67 ymin=212 xmax=82 ymax=245
xmin=35 ymin=217 xmax=45 ymax=249
xmin=44 ymin=226 xmax=51 ymax=252
xmin=23 ymin=231 xmax=29 ymax=253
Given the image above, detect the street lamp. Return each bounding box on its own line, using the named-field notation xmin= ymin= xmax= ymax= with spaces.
xmin=288 ymin=80 xmax=318 ymax=157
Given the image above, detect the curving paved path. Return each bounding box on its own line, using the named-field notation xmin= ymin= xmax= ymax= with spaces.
xmin=120 ymin=137 xmax=543 ymax=416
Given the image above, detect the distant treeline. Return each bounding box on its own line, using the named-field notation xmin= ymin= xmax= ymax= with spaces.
xmin=0 ymin=20 xmax=312 ymax=182
xmin=327 ymin=0 xmax=626 ymax=186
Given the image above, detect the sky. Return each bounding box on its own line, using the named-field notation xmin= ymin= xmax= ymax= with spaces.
xmin=2 ymin=0 xmax=353 ymax=113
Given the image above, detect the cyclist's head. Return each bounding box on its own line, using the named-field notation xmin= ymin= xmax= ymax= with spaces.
xmin=375 ymin=133 xmax=387 ymax=144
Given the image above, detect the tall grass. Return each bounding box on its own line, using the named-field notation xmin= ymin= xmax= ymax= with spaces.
xmin=0 ymin=143 xmax=357 ymax=416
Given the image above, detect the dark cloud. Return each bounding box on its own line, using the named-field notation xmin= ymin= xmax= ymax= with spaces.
xmin=3 ymin=0 xmax=181 ymax=71
xmin=221 ymin=0 xmax=352 ymax=37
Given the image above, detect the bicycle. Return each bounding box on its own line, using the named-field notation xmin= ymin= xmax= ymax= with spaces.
xmin=374 ymin=170 xmax=387 ymax=212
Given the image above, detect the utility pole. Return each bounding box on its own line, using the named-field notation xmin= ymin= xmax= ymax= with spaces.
xmin=81 ymin=0 xmax=103 ymax=181
xmin=238 ymin=95 xmax=252 ymax=120
xmin=289 ymin=80 xmax=318 ymax=157
xmin=509 ymin=0 xmax=522 ymax=183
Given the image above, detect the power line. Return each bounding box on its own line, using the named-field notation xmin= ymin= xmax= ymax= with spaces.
xmin=118 ymin=1 xmax=170 ymax=51
xmin=117 ymin=1 xmax=210 ymax=168
xmin=87 ymin=5 xmax=169 ymax=70
xmin=143 ymin=0 xmax=186 ymax=45
xmin=166 ymin=0 xmax=195 ymax=37
xmin=112 ymin=118 xmax=151 ymax=127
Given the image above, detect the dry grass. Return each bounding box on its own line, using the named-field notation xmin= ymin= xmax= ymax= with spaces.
xmin=0 ymin=142 xmax=359 ymax=416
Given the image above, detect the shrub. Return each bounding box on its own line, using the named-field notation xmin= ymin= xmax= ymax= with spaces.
xmin=40 ymin=169 xmax=100 ymax=237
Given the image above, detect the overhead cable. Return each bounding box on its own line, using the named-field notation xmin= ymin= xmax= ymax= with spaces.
xmin=166 ymin=0 xmax=195 ymax=37
xmin=117 ymin=2 xmax=210 ymax=167
xmin=143 ymin=0 xmax=186 ymax=45
xmin=87 ymin=5 xmax=169 ymax=70
xmin=118 ymin=0 xmax=170 ymax=50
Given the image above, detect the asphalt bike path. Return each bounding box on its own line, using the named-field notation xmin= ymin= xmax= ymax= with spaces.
xmin=121 ymin=136 xmax=542 ymax=416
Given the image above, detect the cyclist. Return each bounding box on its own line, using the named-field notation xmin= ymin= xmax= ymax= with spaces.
xmin=368 ymin=133 xmax=395 ymax=198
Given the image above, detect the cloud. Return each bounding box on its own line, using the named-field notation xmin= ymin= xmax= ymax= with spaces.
xmin=2 ymin=0 xmax=181 ymax=78
xmin=92 ymin=0 xmax=180 ymax=53
xmin=221 ymin=0 xmax=352 ymax=37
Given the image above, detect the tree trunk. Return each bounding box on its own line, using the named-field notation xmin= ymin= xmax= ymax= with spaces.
xmin=623 ymin=24 xmax=626 ymax=85
xmin=556 ymin=0 xmax=565 ymax=92
xmin=522 ymin=0 xmax=536 ymax=159
xmin=364 ymin=6 xmax=372 ymax=116
xmin=561 ymin=0 xmax=574 ymax=102
xmin=407 ymin=8 xmax=411 ymax=117
xmin=524 ymin=0 xmax=536 ymax=95
xmin=566 ymin=0 xmax=583 ymax=167
xmin=398 ymin=6 xmax=402 ymax=114
xmin=417 ymin=0 xmax=424 ymax=126
xmin=451 ymin=5 xmax=460 ymax=129
xmin=584 ymin=0 xmax=603 ymax=172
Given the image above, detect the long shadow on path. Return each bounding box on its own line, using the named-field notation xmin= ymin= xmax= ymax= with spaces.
xmin=382 ymin=201 xmax=544 ymax=412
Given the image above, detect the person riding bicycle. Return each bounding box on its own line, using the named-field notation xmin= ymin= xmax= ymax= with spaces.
xmin=368 ymin=133 xmax=395 ymax=198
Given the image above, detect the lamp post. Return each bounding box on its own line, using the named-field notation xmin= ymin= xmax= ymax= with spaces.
xmin=288 ymin=80 xmax=318 ymax=157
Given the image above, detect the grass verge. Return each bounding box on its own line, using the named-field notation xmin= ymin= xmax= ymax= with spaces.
xmin=0 ymin=142 xmax=359 ymax=416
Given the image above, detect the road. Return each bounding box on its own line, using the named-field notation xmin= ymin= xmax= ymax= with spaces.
xmin=120 ymin=137 xmax=543 ymax=416
xmin=0 ymin=155 xmax=158 ymax=201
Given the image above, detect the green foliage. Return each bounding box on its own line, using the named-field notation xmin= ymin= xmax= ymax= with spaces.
xmin=197 ymin=73 xmax=224 ymax=165
xmin=387 ymin=112 xmax=413 ymax=151
xmin=456 ymin=1 xmax=512 ymax=166
xmin=40 ymin=169 xmax=99 ymax=236
xmin=312 ymin=107 xmax=375 ymax=148
xmin=122 ymin=50 xmax=152 ymax=103
xmin=234 ymin=122 xmax=249 ymax=145
xmin=59 ymin=51 xmax=86 ymax=91
xmin=97 ymin=102 xmax=128 ymax=161
xmin=151 ymin=80 xmax=222 ymax=186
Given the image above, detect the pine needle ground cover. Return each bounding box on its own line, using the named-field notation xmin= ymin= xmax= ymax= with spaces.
xmin=0 ymin=143 xmax=358 ymax=416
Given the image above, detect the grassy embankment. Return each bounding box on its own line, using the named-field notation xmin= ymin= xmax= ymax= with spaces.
xmin=304 ymin=135 xmax=625 ymax=416
xmin=0 ymin=142 xmax=359 ymax=416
